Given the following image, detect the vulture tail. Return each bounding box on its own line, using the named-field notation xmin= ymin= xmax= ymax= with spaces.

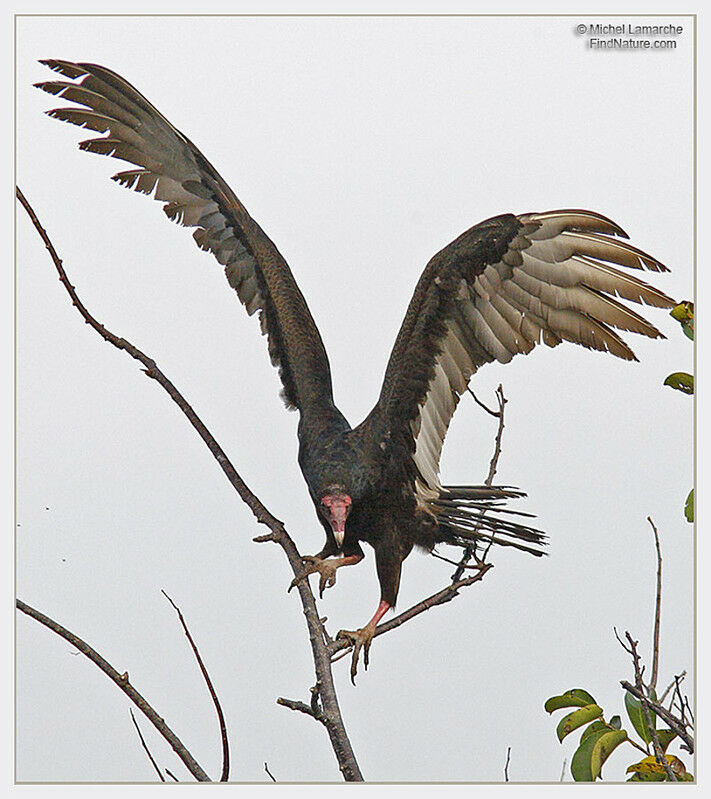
xmin=431 ymin=485 xmax=547 ymax=557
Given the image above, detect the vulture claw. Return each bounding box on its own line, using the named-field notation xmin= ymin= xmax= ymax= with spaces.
xmin=336 ymin=625 xmax=376 ymax=684
xmin=288 ymin=556 xmax=338 ymax=598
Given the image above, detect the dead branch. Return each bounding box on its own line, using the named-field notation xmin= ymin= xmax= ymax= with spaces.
xmin=19 ymin=184 xmax=502 ymax=780
xmin=623 ymin=632 xmax=676 ymax=781
xmin=161 ymin=590 xmax=230 ymax=782
xmin=659 ymin=670 xmax=685 ymax=706
xmin=452 ymin=384 xmax=508 ymax=581
xmin=276 ymin=696 xmax=325 ymax=722
xmin=264 ymin=762 xmax=276 ymax=782
xmin=16 ymin=598 xmax=210 ymax=782
xmin=647 ymin=517 xmax=662 ymax=690
xmin=17 ymin=186 xmax=362 ymax=783
xmin=129 ymin=708 xmax=165 ymax=782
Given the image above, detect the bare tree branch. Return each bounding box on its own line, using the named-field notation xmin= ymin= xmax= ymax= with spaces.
xmin=467 ymin=387 xmax=499 ymax=417
xmin=671 ymin=674 xmax=693 ymax=727
xmin=19 ymin=184 xmax=503 ymax=783
xmin=264 ymin=762 xmax=276 ymax=782
xmin=623 ymin=632 xmax=676 ymax=781
xmin=277 ymin=696 xmax=324 ymax=722
xmin=161 ymin=590 xmax=230 ymax=782
xmin=504 ymin=746 xmax=511 ymax=782
xmin=16 ymin=599 xmax=210 ymax=782
xmin=129 ymin=708 xmax=165 ymax=782
xmin=452 ymin=384 xmax=508 ymax=581
xmin=659 ymin=670 xmax=685 ymax=706
xmin=485 ymin=385 xmax=508 ymax=486
xmin=647 ymin=517 xmax=663 ymax=691
xmin=17 ymin=186 xmax=362 ymax=782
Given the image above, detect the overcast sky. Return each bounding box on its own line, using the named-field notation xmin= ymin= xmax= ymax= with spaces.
xmin=15 ymin=11 xmax=694 ymax=786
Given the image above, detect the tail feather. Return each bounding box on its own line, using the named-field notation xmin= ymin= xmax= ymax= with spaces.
xmin=431 ymin=484 xmax=547 ymax=557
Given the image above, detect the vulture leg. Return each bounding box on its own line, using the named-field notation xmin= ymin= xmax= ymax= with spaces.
xmin=336 ymin=538 xmax=405 ymax=683
xmin=289 ymin=543 xmax=364 ymax=598
xmin=336 ymin=600 xmax=391 ymax=684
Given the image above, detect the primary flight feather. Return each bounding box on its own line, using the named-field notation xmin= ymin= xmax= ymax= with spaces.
xmin=36 ymin=59 xmax=676 ymax=679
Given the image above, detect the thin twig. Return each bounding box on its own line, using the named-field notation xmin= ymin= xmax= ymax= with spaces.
xmin=264 ymin=762 xmax=276 ymax=782
xmin=129 ymin=708 xmax=165 ymax=782
xmin=647 ymin=517 xmax=662 ymax=691
xmin=672 ymin=675 xmax=693 ymax=727
xmin=430 ymin=551 xmax=488 ymax=570
xmin=277 ymin=696 xmax=324 ymax=722
xmin=503 ymin=746 xmax=511 ymax=782
xmin=623 ymin=632 xmax=677 ymax=781
xmin=16 ymin=599 xmax=210 ymax=782
xmin=452 ymin=385 xmax=508 ymax=580
xmin=659 ymin=670 xmax=685 ymax=706
xmin=485 ymin=385 xmax=508 ymax=486
xmin=18 ymin=186 xmax=362 ymax=783
xmin=467 ymin=387 xmax=499 ymax=417
xmin=161 ymin=590 xmax=230 ymax=782
xmin=165 ymin=769 xmax=179 ymax=782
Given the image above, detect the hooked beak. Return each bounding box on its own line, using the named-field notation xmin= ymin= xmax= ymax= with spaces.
xmin=321 ymin=493 xmax=352 ymax=548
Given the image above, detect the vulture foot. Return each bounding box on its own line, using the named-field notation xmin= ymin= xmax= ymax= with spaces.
xmin=289 ymin=556 xmax=338 ymax=598
xmin=336 ymin=623 xmax=377 ymax=684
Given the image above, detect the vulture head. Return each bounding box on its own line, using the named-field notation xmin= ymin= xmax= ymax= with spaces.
xmin=319 ymin=489 xmax=352 ymax=548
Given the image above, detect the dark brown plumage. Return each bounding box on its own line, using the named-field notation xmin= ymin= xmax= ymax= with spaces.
xmin=36 ymin=60 xmax=676 ymax=678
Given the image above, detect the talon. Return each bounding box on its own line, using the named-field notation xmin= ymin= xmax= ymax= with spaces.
xmin=337 ymin=625 xmax=376 ymax=684
xmin=288 ymin=556 xmax=338 ymax=596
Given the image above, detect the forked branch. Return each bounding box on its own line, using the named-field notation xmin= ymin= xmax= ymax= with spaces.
xmin=16 ymin=599 xmax=210 ymax=782
xmin=17 ymin=186 xmax=360 ymax=782
xmin=18 ymin=186 xmax=502 ymax=782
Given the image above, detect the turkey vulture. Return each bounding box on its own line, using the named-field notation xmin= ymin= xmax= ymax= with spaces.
xmin=36 ymin=60 xmax=675 ymax=679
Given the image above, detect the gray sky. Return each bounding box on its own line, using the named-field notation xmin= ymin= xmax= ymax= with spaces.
xmin=16 ymin=12 xmax=694 ymax=785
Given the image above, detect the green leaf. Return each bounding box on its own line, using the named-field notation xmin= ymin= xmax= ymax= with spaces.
xmin=580 ymin=719 xmax=609 ymax=744
xmin=626 ymin=756 xmax=667 ymax=781
xmin=656 ymin=728 xmax=677 ymax=753
xmin=627 ymin=754 xmax=691 ymax=781
xmin=591 ymin=729 xmax=628 ymax=779
xmin=571 ymin=725 xmax=609 ymax=781
xmin=609 ymin=715 xmax=622 ymax=730
xmin=670 ymin=301 xmax=694 ymax=340
xmin=544 ymin=689 xmax=597 ymax=714
xmin=556 ymin=705 xmax=603 ymax=742
xmin=685 ymin=489 xmax=694 ymax=523
xmin=625 ymin=691 xmax=655 ymax=744
xmin=664 ymin=372 xmax=694 ymax=395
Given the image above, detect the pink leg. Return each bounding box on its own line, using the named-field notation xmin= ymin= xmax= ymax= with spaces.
xmin=337 ymin=599 xmax=391 ymax=683
xmin=365 ymin=599 xmax=391 ymax=630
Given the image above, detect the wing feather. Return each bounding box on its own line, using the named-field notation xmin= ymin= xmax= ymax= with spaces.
xmin=37 ymin=59 xmax=335 ymax=414
xmin=368 ymin=210 xmax=675 ymax=495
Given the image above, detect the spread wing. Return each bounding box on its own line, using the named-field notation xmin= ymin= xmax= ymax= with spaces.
xmin=371 ymin=210 xmax=676 ymax=495
xmin=36 ymin=59 xmax=334 ymax=415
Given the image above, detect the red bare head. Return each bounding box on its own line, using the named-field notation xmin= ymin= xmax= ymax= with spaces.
xmin=320 ymin=492 xmax=352 ymax=546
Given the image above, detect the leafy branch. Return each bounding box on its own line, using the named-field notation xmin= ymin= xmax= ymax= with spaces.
xmin=544 ymin=517 xmax=693 ymax=781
